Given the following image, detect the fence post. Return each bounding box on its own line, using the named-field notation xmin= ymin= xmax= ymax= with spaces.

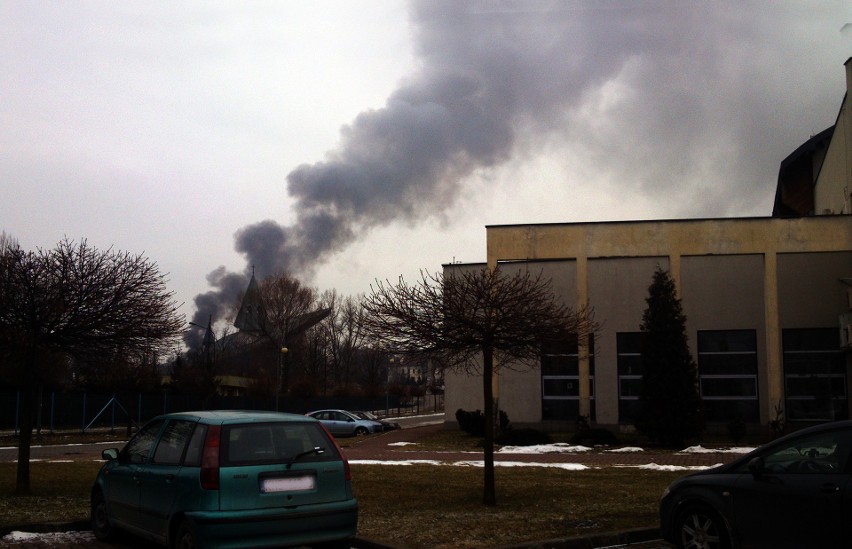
xmin=49 ymin=392 xmax=55 ymax=433
xmin=81 ymin=392 xmax=87 ymax=433
xmin=36 ymin=385 xmax=43 ymax=436
xmin=14 ymin=391 xmax=19 ymax=436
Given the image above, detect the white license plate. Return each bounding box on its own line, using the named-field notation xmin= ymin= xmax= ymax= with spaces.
xmin=260 ymin=475 xmax=316 ymax=493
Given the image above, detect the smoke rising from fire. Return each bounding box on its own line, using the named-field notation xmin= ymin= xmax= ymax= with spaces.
xmin=187 ymin=1 xmax=846 ymax=348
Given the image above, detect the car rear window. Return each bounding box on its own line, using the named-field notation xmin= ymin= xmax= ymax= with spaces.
xmin=222 ymin=422 xmax=337 ymax=466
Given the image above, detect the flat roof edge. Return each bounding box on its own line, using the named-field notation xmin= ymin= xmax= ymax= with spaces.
xmin=485 ymin=215 xmax=851 ymax=230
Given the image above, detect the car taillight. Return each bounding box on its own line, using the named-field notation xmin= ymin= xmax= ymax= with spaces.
xmin=200 ymin=425 xmax=221 ymax=490
xmin=319 ymin=423 xmax=352 ymax=481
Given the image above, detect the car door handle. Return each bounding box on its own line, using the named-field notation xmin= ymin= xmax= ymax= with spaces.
xmin=165 ymin=474 xmax=175 ymax=484
xmin=821 ymin=483 xmax=840 ymax=493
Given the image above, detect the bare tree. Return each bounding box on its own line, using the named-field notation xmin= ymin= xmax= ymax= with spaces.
xmin=319 ymin=291 xmax=369 ymax=391
xmin=362 ymin=267 xmax=597 ymax=506
xmin=0 ymin=231 xmax=19 ymax=253
xmin=0 ymin=238 xmax=184 ymax=494
xmin=257 ymin=271 xmax=320 ymax=395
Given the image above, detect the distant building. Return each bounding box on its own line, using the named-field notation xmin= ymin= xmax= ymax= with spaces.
xmin=445 ymin=58 xmax=852 ymax=432
xmin=200 ymin=272 xmax=330 ymax=397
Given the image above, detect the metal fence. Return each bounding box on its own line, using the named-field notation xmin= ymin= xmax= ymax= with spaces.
xmin=0 ymin=390 xmax=444 ymax=434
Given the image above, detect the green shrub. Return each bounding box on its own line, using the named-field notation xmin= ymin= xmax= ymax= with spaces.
xmin=455 ymin=408 xmax=510 ymax=437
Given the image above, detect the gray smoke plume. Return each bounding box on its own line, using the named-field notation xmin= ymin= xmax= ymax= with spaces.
xmin=189 ymin=0 xmax=845 ymax=346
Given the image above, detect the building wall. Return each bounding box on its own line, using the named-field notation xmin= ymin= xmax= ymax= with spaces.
xmin=498 ymin=260 xmax=578 ymax=425
xmin=446 ymin=60 xmax=852 ymax=430
xmin=470 ymin=216 xmax=852 ymax=430
xmin=443 ymin=263 xmax=487 ymax=418
xmin=777 ymin=252 xmax=851 ymax=327
xmin=680 ymin=254 xmax=768 ymax=421
xmin=814 ymin=60 xmax=851 ymax=215
xmin=587 ymin=256 xmax=668 ymax=425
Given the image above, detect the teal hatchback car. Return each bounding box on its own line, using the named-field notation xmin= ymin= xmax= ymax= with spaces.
xmin=91 ymin=410 xmax=358 ymax=549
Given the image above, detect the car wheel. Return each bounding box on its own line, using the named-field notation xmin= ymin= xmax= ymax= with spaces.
xmin=676 ymin=505 xmax=730 ymax=549
xmin=174 ymin=518 xmax=198 ymax=549
xmin=90 ymin=490 xmax=113 ymax=541
xmin=354 ymin=426 xmax=368 ymax=436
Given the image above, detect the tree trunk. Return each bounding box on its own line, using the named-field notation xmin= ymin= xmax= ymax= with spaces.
xmin=482 ymin=346 xmax=496 ymax=506
xmin=15 ymin=388 xmax=34 ymax=495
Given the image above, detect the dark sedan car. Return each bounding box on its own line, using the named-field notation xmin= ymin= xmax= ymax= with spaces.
xmin=660 ymin=420 xmax=852 ymax=549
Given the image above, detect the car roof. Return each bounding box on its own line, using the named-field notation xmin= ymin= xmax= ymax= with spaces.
xmin=155 ymin=410 xmax=316 ymax=425
xmin=308 ymin=409 xmax=351 ymax=414
xmin=771 ymin=419 xmax=852 ymax=443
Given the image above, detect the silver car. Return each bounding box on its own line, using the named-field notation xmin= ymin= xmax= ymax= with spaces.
xmin=306 ymin=409 xmax=383 ymax=437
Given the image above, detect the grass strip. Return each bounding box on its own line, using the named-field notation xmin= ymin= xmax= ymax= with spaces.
xmin=0 ymin=461 xmax=681 ymax=548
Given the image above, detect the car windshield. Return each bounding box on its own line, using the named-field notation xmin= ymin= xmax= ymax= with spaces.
xmin=222 ymin=422 xmax=334 ymax=465
xmin=355 ymin=412 xmax=378 ymax=420
xmin=738 ymin=428 xmax=852 ymax=474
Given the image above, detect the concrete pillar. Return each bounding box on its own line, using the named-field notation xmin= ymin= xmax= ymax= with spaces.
xmin=577 ymin=255 xmax=591 ymax=419
xmin=764 ymin=251 xmax=783 ymax=424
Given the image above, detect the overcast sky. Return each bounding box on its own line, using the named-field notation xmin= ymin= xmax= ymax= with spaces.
xmin=2 ymin=1 xmax=850 ymax=337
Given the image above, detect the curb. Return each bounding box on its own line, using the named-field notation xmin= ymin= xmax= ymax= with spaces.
xmin=497 ymin=527 xmax=662 ymax=548
xmin=1 ymin=521 xmax=661 ymax=549
xmin=0 ymin=520 xmax=90 ymax=537
xmin=0 ymin=521 xmax=402 ymax=549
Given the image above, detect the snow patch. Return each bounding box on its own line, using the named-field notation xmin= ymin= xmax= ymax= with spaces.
xmin=618 ymin=463 xmax=724 ymax=472
xmin=605 ymin=447 xmax=645 ymax=453
xmin=351 ymin=459 xmax=589 ymax=470
xmin=351 ymin=459 xmax=444 ymax=466
xmin=3 ymin=531 xmax=95 ymax=542
xmin=497 ymin=443 xmax=592 ymax=454
xmin=680 ymin=445 xmax=756 ymax=454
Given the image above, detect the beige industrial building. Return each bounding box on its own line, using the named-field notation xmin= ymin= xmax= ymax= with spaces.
xmin=445 ymin=59 xmax=852 ymax=431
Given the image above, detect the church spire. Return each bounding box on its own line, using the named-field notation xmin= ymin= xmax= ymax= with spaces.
xmin=233 ymin=271 xmax=267 ymax=333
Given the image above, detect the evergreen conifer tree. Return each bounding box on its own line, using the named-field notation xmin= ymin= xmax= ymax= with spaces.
xmin=636 ymin=267 xmax=704 ymax=447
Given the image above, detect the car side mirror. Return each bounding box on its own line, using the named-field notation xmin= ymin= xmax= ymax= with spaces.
xmin=747 ymin=456 xmax=764 ymax=479
xmin=102 ymin=448 xmax=119 ymax=461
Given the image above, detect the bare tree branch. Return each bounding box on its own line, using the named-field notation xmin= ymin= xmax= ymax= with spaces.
xmin=0 ymin=238 xmax=185 ymax=495
xmin=362 ymin=266 xmax=598 ymax=506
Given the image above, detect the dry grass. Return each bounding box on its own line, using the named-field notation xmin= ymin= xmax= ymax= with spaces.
xmin=352 ymin=465 xmax=679 ymax=548
xmin=0 ymin=462 xmax=100 ymax=525
xmin=0 ymin=461 xmax=680 ymax=547
xmin=0 ymin=427 xmax=687 ymax=547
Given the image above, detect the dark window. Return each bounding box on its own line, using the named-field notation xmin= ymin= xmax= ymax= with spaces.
xmin=183 ymin=424 xmax=208 ymax=467
xmin=122 ymin=419 xmax=165 ymax=464
xmin=223 ymin=422 xmax=336 ymax=465
xmin=542 ymin=335 xmax=595 ymax=421
xmin=697 ymin=330 xmax=759 ymax=422
xmin=748 ymin=428 xmax=852 ymax=475
xmin=783 ymin=328 xmax=847 ymax=421
xmin=617 ymin=332 xmax=643 ymax=423
xmin=153 ymin=420 xmax=196 ymax=465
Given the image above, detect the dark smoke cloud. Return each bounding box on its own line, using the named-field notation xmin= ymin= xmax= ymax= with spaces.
xmin=186 ymin=266 xmax=249 ymax=349
xmin=190 ymin=0 xmax=846 ymax=344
